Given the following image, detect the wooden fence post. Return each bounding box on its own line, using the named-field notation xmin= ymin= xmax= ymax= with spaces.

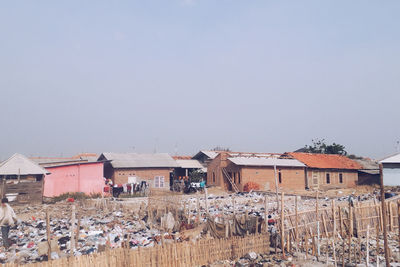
xmin=280 ymin=192 xmax=285 ymax=259
xmin=379 ymin=163 xmax=390 ymax=267
xmin=197 ymin=195 xmax=200 ymax=223
xmin=398 ymin=200 xmax=400 ymax=250
xmin=264 ymin=195 xmax=267 ymax=233
xmin=366 ymin=224 xmax=370 ymax=267
xmin=46 ymin=208 xmax=51 ymax=260
xmin=70 ymin=205 xmax=76 ymax=255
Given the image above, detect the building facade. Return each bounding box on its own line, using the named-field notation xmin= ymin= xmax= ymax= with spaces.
xmin=43 ymin=162 xmax=104 ymax=197
xmin=98 ymin=153 xmax=178 ymax=190
xmin=207 ymin=152 xmax=306 ymax=191
xmin=285 ymin=152 xmax=362 ymax=189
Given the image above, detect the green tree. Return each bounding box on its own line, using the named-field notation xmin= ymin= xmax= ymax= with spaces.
xmin=303 ymin=139 xmax=347 ymax=155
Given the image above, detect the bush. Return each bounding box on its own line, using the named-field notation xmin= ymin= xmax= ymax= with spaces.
xmin=52 ymin=192 xmax=101 ymax=202
xmin=243 ymin=182 xmax=260 ymax=192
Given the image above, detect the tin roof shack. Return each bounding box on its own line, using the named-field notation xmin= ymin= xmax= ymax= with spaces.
xmin=42 ymin=161 xmax=104 ymax=197
xmin=31 ymin=153 xmax=98 ymax=168
xmin=380 ymin=153 xmax=400 ymax=186
xmin=285 ymin=152 xmax=362 ymax=190
xmin=207 ymin=151 xmax=306 ymax=192
xmin=192 ymin=151 xmax=220 ymax=170
xmin=173 ymin=157 xmax=204 ymax=179
xmin=0 ymin=153 xmax=49 ymax=203
xmin=354 ymin=158 xmax=379 ymax=185
xmin=98 ymin=153 xmax=179 ymax=190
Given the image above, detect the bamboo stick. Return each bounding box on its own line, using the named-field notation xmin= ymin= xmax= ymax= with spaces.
xmin=366 ymin=224 xmax=370 ymax=267
xmin=398 ymin=200 xmax=400 ymax=250
xmin=280 ymin=192 xmax=285 ymax=259
xmin=46 ymin=209 xmax=51 ymax=260
xmin=348 ymin=205 xmax=352 ymax=265
xmin=332 ymin=200 xmax=337 ymax=267
xmin=379 ymin=163 xmax=390 ymax=267
xmin=70 ymin=205 xmax=76 ymax=255
xmin=264 ymin=195 xmax=267 ymax=233
xmin=196 ymin=195 xmax=200 ymax=223
xmin=295 ymin=195 xmax=298 ymax=250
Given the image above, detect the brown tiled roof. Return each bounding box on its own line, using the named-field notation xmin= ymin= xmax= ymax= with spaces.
xmin=287 ymin=152 xmax=362 ymax=170
xmin=172 ymin=156 xmax=192 ymax=160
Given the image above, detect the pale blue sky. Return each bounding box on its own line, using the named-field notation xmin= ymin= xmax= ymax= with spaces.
xmin=0 ymin=1 xmax=399 ymax=160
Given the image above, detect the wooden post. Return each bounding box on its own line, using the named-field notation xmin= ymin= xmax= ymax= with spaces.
xmin=295 ymin=195 xmax=299 ymax=253
xmin=366 ymin=224 xmax=370 ymax=267
xmin=233 ymin=195 xmax=236 ymax=217
xmin=376 ymin=223 xmax=380 ymax=261
xmin=70 ymin=205 xmax=76 ymax=255
xmin=264 ymin=195 xmax=267 ymax=233
xmin=274 ymin=165 xmax=279 ymax=212
xmin=75 ymin=211 xmax=80 ymax=249
xmin=305 ymin=230 xmax=309 ymax=259
xmin=339 ymin=207 xmax=343 ymax=238
xmin=390 ymin=202 xmax=394 ymax=232
xmin=317 ymin=221 xmax=320 ymax=261
xmin=332 ymin=200 xmax=337 ymax=267
xmin=348 ymin=205 xmax=353 ymax=264
xmin=204 ymin=188 xmax=209 ymax=218
xmin=379 ymin=163 xmax=390 ymax=267
xmin=46 ymin=209 xmax=51 ymax=260
xmin=196 ymin=195 xmax=200 ymax=223
xmin=280 ymin=192 xmax=285 ymax=259
xmin=398 ymin=200 xmax=400 ymax=251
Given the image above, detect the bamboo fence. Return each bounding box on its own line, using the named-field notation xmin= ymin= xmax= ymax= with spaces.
xmin=2 ymin=234 xmax=269 ymax=267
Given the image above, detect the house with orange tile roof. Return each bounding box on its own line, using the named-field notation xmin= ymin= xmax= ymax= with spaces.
xmin=207 ymin=151 xmax=306 ymax=192
xmin=283 ymin=152 xmax=363 ymax=189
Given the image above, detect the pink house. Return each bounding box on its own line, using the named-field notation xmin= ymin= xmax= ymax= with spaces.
xmin=43 ymin=162 xmax=104 ymax=197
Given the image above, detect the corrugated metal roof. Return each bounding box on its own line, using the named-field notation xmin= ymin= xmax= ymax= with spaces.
xmin=287 ymin=152 xmax=362 ymax=170
xmin=354 ymin=159 xmax=379 ymax=170
xmin=200 ymin=151 xmax=219 ymax=159
xmin=175 ymin=159 xmax=204 ymax=169
xmin=0 ymin=153 xmax=49 ymax=175
xmin=380 ymin=153 xmax=400 ymax=164
xmin=99 ymin=153 xmax=179 ymax=168
xmin=358 ymin=169 xmax=380 ymax=175
xmin=228 ymin=157 xmax=305 ymax=167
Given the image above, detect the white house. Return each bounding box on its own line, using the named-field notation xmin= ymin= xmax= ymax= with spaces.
xmin=380 ymin=153 xmax=400 ymax=186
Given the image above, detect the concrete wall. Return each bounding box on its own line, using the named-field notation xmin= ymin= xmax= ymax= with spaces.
xmin=241 ymin=166 xmax=305 ymax=191
xmin=306 ymin=169 xmax=358 ymax=189
xmin=112 ymin=168 xmax=172 ymax=190
xmin=43 ymin=162 xmax=104 ymax=197
xmin=207 ymin=153 xmax=306 ymax=191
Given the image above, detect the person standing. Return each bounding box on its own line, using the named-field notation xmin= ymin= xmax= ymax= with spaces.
xmin=0 ymin=197 xmax=17 ymax=249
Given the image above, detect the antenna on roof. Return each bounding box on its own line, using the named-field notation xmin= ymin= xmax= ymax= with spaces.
xmin=396 ymin=140 xmax=400 ymax=152
xmin=174 ymin=142 xmax=178 ymax=156
xmin=153 ymin=138 xmax=158 ymax=154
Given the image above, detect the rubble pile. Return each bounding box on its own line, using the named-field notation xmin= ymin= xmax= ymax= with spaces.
xmin=0 ymin=204 xmax=164 ymax=264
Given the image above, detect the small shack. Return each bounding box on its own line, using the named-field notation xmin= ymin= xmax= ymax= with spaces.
xmin=0 ymin=153 xmax=49 ymax=203
xmin=43 ymin=161 xmax=105 ymax=197
xmin=380 ymin=153 xmax=400 ymax=186
xmin=98 ymin=153 xmax=179 ymax=190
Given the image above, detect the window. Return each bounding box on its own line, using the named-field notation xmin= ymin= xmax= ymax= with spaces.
xmin=154 ymin=176 xmax=165 ymax=188
xmin=326 ymin=173 xmax=330 ymax=184
xmin=238 ymin=172 xmax=241 ymax=184
xmin=339 ymin=173 xmax=343 ymax=183
xmin=213 ymin=172 xmax=216 ymax=183
xmin=278 ymin=171 xmax=282 ymax=183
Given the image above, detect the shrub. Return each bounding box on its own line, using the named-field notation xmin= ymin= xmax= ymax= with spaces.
xmin=53 ymin=192 xmax=101 ymax=202
xmin=243 ymin=182 xmax=260 ymax=192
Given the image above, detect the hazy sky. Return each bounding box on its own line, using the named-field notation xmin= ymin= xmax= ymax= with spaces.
xmin=1 ymin=1 xmax=399 ymax=160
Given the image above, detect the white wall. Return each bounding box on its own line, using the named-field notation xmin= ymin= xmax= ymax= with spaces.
xmin=383 ymin=167 xmax=400 ymax=186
